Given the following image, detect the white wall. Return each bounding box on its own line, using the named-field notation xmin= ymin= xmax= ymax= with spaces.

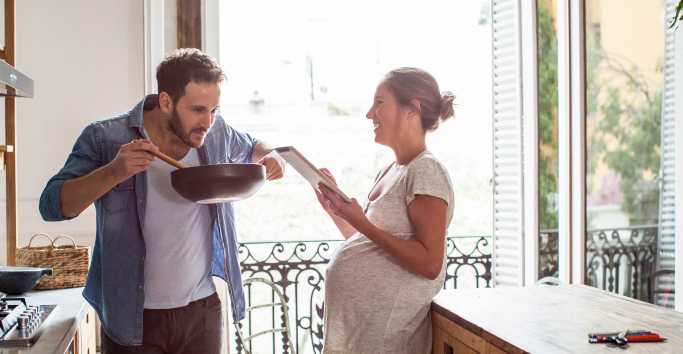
xmin=0 ymin=0 xmax=144 ymax=262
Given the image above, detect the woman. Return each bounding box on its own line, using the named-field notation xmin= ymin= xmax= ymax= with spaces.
xmin=316 ymin=67 xmax=455 ymax=354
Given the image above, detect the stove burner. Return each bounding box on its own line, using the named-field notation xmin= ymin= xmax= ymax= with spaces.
xmin=0 ymin=297 xmax=56 ymax=347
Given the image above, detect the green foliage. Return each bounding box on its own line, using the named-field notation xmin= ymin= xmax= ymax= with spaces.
xmin=670 ymin=0 xmax=683 ymax=29
xmin=586 ymin=31 xmax=662 ymax=225
xmin=537 ymin=1 xmax=559 ymax=230
xmin=537 ymin=0 xmax=664 ymax=227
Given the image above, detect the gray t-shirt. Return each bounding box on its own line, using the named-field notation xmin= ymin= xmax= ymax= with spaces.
xmin=142 ymin=148 xmax=215 ymax=309
xmin=323 ymin=150 xmax=454 ymax=354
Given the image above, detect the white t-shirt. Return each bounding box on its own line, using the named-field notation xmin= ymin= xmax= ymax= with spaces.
xmin=142 ymin=148 xmax=216 ymax=309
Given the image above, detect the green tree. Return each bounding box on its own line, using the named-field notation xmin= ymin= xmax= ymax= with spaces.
xmin=671 ymin=0 xmax=683 ymax=29
xmin=537 ymin=0 xmax=663 ymax=228
xmin=537 ymin=1 xmax=559 ymax=230
xmin=586 ymin=30 xmax=662 ymax=225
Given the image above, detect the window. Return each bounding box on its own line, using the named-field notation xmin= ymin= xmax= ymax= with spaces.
xmin=537 ymin=0 xmax=559 ymax=281
xmin=219 ymin=0 xmax=493 ymax=242
xmin=584 ymin=0 xmax=675 ymax=307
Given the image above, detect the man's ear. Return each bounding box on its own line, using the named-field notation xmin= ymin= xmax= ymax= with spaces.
xmin=158 ymin=92 xmax=174 ymax=114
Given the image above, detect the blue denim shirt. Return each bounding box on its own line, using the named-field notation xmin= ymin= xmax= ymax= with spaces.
xmin=39 ymin=95 xmax=255 ymax=346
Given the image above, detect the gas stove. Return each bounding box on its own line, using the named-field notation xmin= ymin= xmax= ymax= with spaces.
xmin=0 ymin=296 xmax=56 ymax=347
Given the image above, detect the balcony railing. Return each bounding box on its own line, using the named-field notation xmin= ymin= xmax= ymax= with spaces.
xmin=234 ymin=236 xmax=491 ymax=354
xmin=539 ymin=225 xmax=661 ymax=302
xmin=234 ymin=226 xmax=663 ymax=354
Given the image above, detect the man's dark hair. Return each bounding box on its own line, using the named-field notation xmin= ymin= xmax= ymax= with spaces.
xmin=156 ymin=48 xmax=225 ymax=104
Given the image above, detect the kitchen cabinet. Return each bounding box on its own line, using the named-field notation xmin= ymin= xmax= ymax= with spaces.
xmin=73 ymin=306 xmax=97 ymax=354
xmin=431 ymin=285 xmax=683 ymax=353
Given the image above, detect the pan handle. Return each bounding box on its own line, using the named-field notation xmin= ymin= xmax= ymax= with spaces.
xmin=150 ymin=150 xmax=189 ymax=169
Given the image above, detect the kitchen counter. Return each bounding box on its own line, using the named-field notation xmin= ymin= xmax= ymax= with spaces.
xmin=431 ymin=285 xmax=683 ymax=353
xmin=0 ymin=288 xmax=92 ymax=354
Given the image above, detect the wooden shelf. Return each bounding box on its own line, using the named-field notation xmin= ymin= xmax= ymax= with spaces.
xmin=3 ymin=0 xmax=17 ymax=265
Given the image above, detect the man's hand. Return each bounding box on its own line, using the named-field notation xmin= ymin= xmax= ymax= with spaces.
xmin=106 ymin=139 xmax=159 ymax=184
xmin=257 ymin=151 xmax=285 ymax=180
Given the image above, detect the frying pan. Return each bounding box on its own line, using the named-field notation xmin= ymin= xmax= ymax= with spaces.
xmin=151 ymin=150 xmax=266 ymax=203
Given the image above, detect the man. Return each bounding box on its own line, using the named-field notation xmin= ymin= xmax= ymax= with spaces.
xmin=39 ymin=48 xmax=285 ymax=354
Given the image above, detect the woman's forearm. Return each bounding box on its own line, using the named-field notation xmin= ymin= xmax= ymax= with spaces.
xmin=328 ymin=213 xmax=358 ymax=239
xmin=356 ymin=220 xmax=443 ymax=280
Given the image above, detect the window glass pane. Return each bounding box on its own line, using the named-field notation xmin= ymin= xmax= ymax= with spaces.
xmin=537 ymin=0 xmax=559 ymax=282
xmin=220 ymin=0 xmax=493 ymax=242
xmin=585 ymin=0 xmax=673 ymax=307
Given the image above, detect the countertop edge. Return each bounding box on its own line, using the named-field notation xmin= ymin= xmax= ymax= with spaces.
xmin=53 ymin=301 xmax=88 ymax=354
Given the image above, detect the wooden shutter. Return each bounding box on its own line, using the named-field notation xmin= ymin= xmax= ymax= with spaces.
xmin=655 ymin=0 xmax=677 ymax=307
xmin=492 ymin=0 xmax=525 ymax=287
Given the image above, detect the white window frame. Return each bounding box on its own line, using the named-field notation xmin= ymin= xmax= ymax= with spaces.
xmin=201 ymin=0 xmax=220 ymax=61
xmin=676 ymin=19 xmax=683 ymax=312
xmin=143 ymin=0 xmax=220 ymax=94
xmin=556 ymin=0 xmax=587 ymax=285
xmin=521 ymin=0 xmax=540 ymax=285
xmin=143 ymin=0 xmax=164 ymax=94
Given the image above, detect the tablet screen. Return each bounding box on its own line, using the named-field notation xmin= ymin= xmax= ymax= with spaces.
xmin=274 ymin=146 xmax=352 ymax=203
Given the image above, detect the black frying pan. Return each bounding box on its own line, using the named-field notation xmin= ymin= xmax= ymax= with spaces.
xmin=152 ymin=150 xmax=266 ymax=203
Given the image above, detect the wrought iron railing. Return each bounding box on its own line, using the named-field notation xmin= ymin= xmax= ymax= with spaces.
xmin=537 ymin=226 xmax=660 ymax=302
xmin=585 ymin=225 xmax=659 ymax=302
xmin=234 ymin=236 xmax=492 ymax=354
xmin=538 ymin=230 xmax=559 ymax=279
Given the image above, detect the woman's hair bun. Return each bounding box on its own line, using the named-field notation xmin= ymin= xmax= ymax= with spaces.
xmin=440 ymin=91 xmax=455 ymax=121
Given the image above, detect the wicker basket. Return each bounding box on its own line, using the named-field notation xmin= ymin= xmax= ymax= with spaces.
xmin=16 ymin=233 xmax=90 ymax=290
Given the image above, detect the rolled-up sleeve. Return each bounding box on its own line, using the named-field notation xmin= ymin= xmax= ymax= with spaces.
xmin=225 ymin=123 xmax=259 ymax=163
xmin=39 ymin=124 xmax=102 ymax=221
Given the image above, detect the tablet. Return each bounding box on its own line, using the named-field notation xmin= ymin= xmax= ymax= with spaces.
xmin=274 ymin=146 xmax=352 ymax=203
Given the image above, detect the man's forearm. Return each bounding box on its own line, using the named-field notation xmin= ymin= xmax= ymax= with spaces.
xmin=250 ymin=142 xmax=273 ymax=162
xmin=60 ymin=164 xmax=119 ymax=218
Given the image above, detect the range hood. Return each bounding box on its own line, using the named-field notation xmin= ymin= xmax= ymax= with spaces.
xmin=0 ymin=59 xmax=33 ymax=98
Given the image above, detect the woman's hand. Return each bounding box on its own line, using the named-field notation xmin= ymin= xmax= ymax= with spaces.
xmin=318 ymin=182 xmax=368 ymax=230
xmin=314 ymin=168 xmax=360 ymax=239
xmin=314 ymin=168 xmax=338 ymax=215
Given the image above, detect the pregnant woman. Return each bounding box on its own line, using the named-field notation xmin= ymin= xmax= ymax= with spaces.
xmin=315 ymin=67 xmax=455 ymax=354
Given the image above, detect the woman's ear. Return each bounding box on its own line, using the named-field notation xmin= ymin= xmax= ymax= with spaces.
xmin=158 ymin=92 xmax=174 ymax=114
xmin=407 ymin=99 xmax=421 ymax=120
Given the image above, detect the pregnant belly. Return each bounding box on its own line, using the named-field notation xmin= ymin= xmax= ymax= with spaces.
xmin=326 ymin=235 xmax=443 ymax=295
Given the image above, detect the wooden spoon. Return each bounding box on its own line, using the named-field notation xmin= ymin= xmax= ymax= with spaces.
xmin=150 ymin=149 xmax=189 ymax=169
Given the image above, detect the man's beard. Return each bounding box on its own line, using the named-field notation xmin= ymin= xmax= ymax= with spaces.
xmin=169 ymin=108 xmax=203 ymax=148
